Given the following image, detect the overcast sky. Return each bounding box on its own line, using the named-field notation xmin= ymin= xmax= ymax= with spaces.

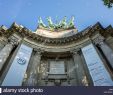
xmin=0 ymin=0 xmax=113 ymax=31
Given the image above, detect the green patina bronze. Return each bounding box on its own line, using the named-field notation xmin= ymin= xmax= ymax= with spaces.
xmin=68 ymin=16 xmax=75 ymax=29
xmin=47 ymin=17 xmax=55 ymax=31
xmin=38 ymin=17 xmax=46 ymax=28
xmin=38 ymin=16 xmax=75 ymax=31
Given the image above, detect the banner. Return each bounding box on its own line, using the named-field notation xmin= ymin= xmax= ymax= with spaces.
xmin=82 ymin=44 xmax=113 ymax=86
xmin=2 ymin=44 xmax=33 ymax=86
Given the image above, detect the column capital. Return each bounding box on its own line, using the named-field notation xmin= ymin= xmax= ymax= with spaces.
xmin=33 ymin=48 xmax=44 ymax=55
xmin=93 ymin=36 xmax=105 ymax=45
xmin=8 ymin=36 xmax=19 ymax=46
xmin=70 ymin=48 xmax=81 ymax=55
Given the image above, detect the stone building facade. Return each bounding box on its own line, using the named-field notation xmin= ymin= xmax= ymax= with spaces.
xmin=0 ymin=22 xmax=113 ymax=86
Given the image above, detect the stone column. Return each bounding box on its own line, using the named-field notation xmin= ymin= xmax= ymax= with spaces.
xmin=72 ymin=50 xmax=88 ymax=86
xmin=94 ymin=36 xmax=113 ymax=69
xmin=27 ymin=49 xmax=42 ymax=86
xmin=80 ymin=50 xmax=94 ymax=86
xmin=0 ymin=40 xmax=18 ymax=71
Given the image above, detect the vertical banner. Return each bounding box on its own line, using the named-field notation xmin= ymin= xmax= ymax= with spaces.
xmin=2 ymin=44 xmax=33 ymax=86
xmin=82 ymin=44 xmax=113 ymax=86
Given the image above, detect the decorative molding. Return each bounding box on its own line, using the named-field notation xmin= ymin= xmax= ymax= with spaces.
xmin=33 ymin=48 xmax=44 ymax=55
xmin=8 ymin=36 xmax=19 ymax=46
xmin=93 ymin=35 xmax=105 ymax=45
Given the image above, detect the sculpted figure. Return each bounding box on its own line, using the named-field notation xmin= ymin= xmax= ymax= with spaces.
xmin=38 ymin=17 xmax=46 ymax=28
xmin=38 ymin=16 xmax=75 ymax=31
xmin=59 ymin=16 xmax=67 ymax=29
xmin=47 ymin=17 xmax=55 ymax=30
xmin=68 ymin=16 xmax=75 ymax=28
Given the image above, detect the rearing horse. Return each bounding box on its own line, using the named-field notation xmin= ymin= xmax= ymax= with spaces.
xmin=47 ymin=17 xmax=55 ymax=29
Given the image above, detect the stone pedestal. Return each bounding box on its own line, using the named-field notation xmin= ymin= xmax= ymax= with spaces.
xmin=27 ymin=49 xmax=42 ymax=86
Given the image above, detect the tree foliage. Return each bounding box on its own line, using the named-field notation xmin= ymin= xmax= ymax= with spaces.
xmin=103 ymin=0 xmax=113 ymax=8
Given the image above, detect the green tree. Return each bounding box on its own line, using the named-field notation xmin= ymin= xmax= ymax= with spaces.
xmin=103 ymin=0 xmax=113 ymax=8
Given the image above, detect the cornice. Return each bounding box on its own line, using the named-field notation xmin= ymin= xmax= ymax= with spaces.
xmin=105 ymin=25 xmax=113 ymax=36
xmin=0 ymin=22 xmax=112 ymax=45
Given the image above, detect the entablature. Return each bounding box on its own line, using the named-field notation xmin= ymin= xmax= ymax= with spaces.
xmin=0 ymin=22 xmax=113 ymax=46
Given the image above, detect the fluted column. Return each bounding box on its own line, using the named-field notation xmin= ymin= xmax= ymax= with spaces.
xmin=0 ymin=40 xmax=18 ymax=71
xmin=94 ymin=36 xmax=113 ymax=69
xmin=72 ymin=50 xmax=88 ymax=86
xmin=27 ymin=49 xmax=42 ymax=86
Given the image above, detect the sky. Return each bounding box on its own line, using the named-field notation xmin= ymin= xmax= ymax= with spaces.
xmin=0 ymin=0 xmax=113 ymax=31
